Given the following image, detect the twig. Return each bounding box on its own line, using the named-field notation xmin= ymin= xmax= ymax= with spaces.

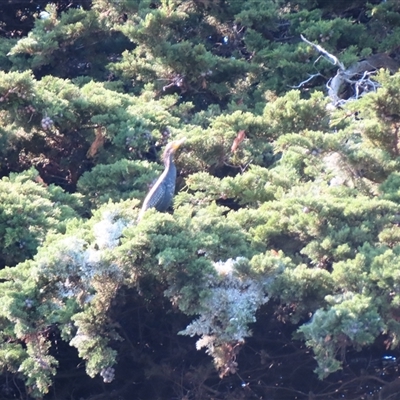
xmin=314 ymin=374 xmax=388 ymax=398
xmin=289 ymin=73 xmax=322 ymax=88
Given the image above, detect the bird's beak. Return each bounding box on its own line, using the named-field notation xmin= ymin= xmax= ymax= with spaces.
xmin=172 ymin=137 xmax=187 ymax=150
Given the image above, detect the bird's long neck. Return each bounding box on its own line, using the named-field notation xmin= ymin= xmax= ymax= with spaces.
xmin=163 ymin=152 xmax=176 ymax=178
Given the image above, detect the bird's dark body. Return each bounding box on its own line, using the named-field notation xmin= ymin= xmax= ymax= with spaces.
xmin=138 ymin=138 xmax=185 ymax=220
xmin=145 ymin=161 xmax=176 ymax=212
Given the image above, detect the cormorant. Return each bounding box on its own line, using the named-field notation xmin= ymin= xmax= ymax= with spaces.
xmin=137 ymin=137 xmax=186 ymax=221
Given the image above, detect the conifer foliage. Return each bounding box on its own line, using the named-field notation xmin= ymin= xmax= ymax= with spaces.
xmin=1 ymin=0 xmax=400 ymax=399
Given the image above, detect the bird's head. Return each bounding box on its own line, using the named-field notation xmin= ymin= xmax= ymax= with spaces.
xmin=163 ymin=137 xmax=186 ymax=161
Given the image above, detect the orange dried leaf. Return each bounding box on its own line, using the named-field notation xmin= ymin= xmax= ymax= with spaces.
xmin=324 ymin=335 xmax=331 ymax=342
xmin=231 ymin=130 xmax=246 ymax=153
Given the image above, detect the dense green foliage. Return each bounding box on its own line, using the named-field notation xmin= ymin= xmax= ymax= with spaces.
xmin=2 ymin=0 xmax=400 ymax=399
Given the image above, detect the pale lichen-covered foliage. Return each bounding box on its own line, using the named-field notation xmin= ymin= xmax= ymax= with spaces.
xmin=180 ymin=257 xmax=270 ymax=376
xmin=0 ymin=206 xmax=132 ymax=397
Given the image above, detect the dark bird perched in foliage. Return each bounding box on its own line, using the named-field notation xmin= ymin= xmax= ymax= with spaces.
xmin=138 ymin=137 xmax=186 ymax=221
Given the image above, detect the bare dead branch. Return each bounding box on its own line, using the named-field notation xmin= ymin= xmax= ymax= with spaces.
xmin=300 ymin=34 xmax=345 ymax=70
xmin=300 ymin=35 xmax=399 ymax=106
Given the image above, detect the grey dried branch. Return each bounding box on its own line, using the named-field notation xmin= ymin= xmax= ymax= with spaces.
xmin=300 ymin=34 xmax=400 ymax=106
xmin=289 ymin=73 xmax=322 ymax=89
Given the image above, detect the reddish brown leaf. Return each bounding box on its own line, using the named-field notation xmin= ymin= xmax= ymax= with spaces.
xmin=87 ymin=127 xmax=105 ymax=158
xmin=270 ymin=249 xmax=279 ymax=257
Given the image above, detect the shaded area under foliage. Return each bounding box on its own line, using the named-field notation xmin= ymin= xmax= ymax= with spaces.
xmin=0 ymin=295 xmax=398 ymax=400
